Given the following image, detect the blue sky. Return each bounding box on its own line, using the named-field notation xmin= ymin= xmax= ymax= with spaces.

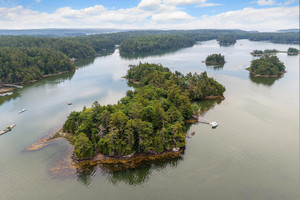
xmin=0 ymin=0 xmax=299 ymax=30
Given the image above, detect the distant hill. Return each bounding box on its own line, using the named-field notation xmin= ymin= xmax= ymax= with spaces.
xmin=277 ymin=29 xmax=300 ymax=33
xmin=0 ymin=28 xmax=123 ymax=37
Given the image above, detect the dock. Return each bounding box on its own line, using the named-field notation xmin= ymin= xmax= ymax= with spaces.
xmin=0 ymin=124 xmax=16 ymax=136
xmin=2 ymin=84 xmax=23 ymax=88
xmin=198 ymin=117 xmax=219 ymax=128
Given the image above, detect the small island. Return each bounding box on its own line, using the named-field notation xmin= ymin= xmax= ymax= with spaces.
xmin=59 ymin=63 xmax=225 ymax=168
xmin=246 ymin=55 xmax=286 ymax=77
xmin=250 ymin=49 xmax=278 ymax=56
xmin=287 ymin=47 xmax=299 ymax=55
xmin=204 ymin=54 xmax=225 ymax=66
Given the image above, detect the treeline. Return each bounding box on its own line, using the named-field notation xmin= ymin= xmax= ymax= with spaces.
xmin=119 ymin=35 xmax=195 ymax=55
xmin=62 ymin=63 xmax=225 ymax=159
xmin=217 ymin=34 xmax=236 ymax=45
xmin=247 ymin=55 xmax=286 ymax=76
xmin=0 ymin=47 xmax=74 ymax=84
xmin=0 ymin=36 xmax=115 ymax=59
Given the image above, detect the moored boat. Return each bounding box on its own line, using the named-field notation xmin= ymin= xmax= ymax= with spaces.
xmin=210 ymin=122 xmax=218 ymax=128
xmin=19 ymin=108 xmax=26 ymax=114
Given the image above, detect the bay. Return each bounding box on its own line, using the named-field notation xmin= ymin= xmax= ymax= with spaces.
xmin=0 ymin=39 xmax=298 ymax=200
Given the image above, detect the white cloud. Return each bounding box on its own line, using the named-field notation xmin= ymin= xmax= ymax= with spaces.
xmin=0 ymin=1 xmax=298 ymax=31
xmin=138 ymin=0 xmax=162 ymax=10
xmin=257 ymin=0 xmax=275 ymax=6
xmin=36 ymin=0 xmax=41 ymax=3
xmin=194 ymin=6 xmax=299 ymax=31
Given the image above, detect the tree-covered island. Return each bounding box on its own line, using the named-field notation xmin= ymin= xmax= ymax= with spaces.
xmin=204 ymin=54 xmax=225 ymax=66
xmin=246 ymin=55 xmax=286 ymax=77
xmin=62 ymin=63 xmax=225 ymax=161
xmin=287 ymin=47 xmax=299 ymax=55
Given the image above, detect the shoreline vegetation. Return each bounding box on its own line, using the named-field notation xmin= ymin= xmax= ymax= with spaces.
xmin=246 ymin=55 xmax=286 ymax=77
xmin=27 ymin=63 xmax=225 ymax=172
xmin=26 ymin=129 xmax=184 ymax=173
xmin=1 ymin=30 xmax=299 ymax=93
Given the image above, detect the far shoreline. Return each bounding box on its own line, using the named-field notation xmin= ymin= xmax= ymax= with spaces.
xmin=0 ymin=70 xmax=74 ymax=94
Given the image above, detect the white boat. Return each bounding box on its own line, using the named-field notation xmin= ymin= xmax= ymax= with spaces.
xmin=172 ymin=147 xmax=180 ymax=152
xmin=210 ymin=122 xmax=218 ymax=128
xmin=19 ymin=108 xmax=26 ymax=114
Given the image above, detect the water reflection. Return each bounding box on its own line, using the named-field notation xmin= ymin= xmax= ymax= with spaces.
xmin=205 ymin=63 xmax=225 ymax=70
xmin=75 ymin=49 xmax=115 ymax=68
xmin=197 ymin=98 xmax=222 ymax=115
xmin=77 ymin=165 xmax=97 ymax=186
xmin=0 ymin=90 xmax=20 ymax=106
xmin=76 ymin=157 xmax=182 ymax=186
xmin=0 ymin=71 xmax=75 ymax=106
xmin=249 ymin=73 xmax=281 ymax=86
xmin=75 ymin=57 xmax=97 ymax=68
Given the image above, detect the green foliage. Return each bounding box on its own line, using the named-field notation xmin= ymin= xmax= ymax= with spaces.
xmin=205 ymin=54 xmax=225 ymax=65
xmin=248 ymin=55 xmax=286 ymax=76
xmin=0 ymin=47 xmax=74 ymax=84
xmin=74 ymin=133 xmax=95 ymax=159
xmin=251 ymin=49 xmax=278 ymax=56
xmin=252 ymin=50 xmax=264 ymax=55
xmin=119 ymin=34 xmax=195 ymax=55
xmin=287 ymin=47 xmax=299 ymax=55
xmin=63 ymin=63 xmax=225 ymax=158
xmin=217 ymin=35 xmax=236 ymax=45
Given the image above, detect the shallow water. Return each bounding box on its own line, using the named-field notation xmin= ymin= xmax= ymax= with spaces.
xmin=0 ymin=40 xmax=298 ymax=200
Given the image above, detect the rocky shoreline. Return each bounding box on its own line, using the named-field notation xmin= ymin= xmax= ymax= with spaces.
xmin=26 ymin=129 xmax=184 ymax=173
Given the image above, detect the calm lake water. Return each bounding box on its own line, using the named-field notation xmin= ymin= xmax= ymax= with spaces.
xmin=0 ymin=40 xmax=299 ymax=200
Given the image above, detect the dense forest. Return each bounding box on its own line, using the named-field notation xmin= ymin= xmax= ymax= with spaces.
xmin=0 ymin=47 xmax=74 ymax=84
xmin=205 ymin=54 xmax=225 ymax=65
xmin=62 ymin=63 xmax=225 ymax=159
xmin=0 ymin=36 xmax=115 ymax=59
xmin=287 ymin=47 xmax=299 ymax=55
xmin=119 ymin=35 xmax=195 ymax=55
xmin=0 ymin=30 xmax=298 ymax=85
xmin=247 ymin=56 xmax=286 ymax=76
xmin=217 ymin=35 xmax=237 ymax=45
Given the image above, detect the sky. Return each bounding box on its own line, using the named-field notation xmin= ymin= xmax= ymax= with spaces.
xmin=0 ymin=0 xmax=299 ymax=31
